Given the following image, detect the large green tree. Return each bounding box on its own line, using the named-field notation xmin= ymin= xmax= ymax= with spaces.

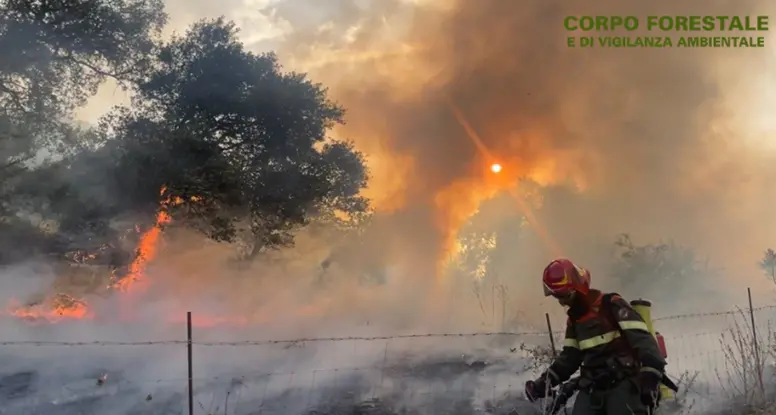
xmin=101 ymin=18 xmax=369 ymax=258
xmin=1 ymin=10 xmax=370 ymax=271
xmin=0 ymin=0 xmax=166 ymax=264
xmin=0 ymin=0 xmax=166 ymax=164
xmin=758 ymin=248 xmax=776 ymax=283
xmin=609 ymin=233 xmax=721 ymax=301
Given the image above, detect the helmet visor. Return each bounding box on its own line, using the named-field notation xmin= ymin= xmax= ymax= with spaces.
xmin=543 ymin=283 xmax=574 ymax=298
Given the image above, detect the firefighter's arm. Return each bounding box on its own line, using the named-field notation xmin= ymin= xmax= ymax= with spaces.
xmin=546 ymin=319 xmax=584 ymax=384
xmin=610 ymin=296 xmax=667 ymax=376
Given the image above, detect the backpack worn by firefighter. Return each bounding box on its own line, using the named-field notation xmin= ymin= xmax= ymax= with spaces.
xmin=542 ymin=295 xmax=680 ymax=414
xmin=525 ymin=259 xmax=678 ymax=415
xmin=601 ymin=295 xmax=679 ymax=396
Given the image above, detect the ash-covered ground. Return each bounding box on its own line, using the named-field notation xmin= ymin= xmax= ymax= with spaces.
xmin=0 ymin=271 xmax=753 ymax=415
xmin=0 ymin=337 xmax=542 ymax=415
xmin=0 ymin=323 xmax=741 ymax=415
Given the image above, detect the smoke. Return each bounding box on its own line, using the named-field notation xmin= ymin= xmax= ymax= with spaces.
xmin=0 ymin=232 xmax=550 ymax=414
xmin=4 ymin=0 xmax=776 ymax=412
xmin=255 ymin=0 xmax=776 ymax=299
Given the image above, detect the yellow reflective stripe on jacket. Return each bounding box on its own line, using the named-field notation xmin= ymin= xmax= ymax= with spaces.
xmin=575 ymin=321 xmax=648 ymax=350
xmin=578 ymin=331 xmax=620 ymax=350
xmin=563 ymin=338 xmax=580 ymax=349
xmin=618 ymin=320 xmax=649 ymax=332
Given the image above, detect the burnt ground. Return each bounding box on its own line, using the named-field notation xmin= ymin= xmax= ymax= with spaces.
xmin=0 ymin=342 xmax=709 ymax=415
xmin=0 ymin=353 xmax=544 ymax=415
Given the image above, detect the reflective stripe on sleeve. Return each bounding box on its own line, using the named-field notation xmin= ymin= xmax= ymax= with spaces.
xmin=578 ymin=331 xmax=620 ymax=350
xmin=563 ymin=338 xmax=580 ymax=349
xmin=618 ymin=320 xmax=650 ymax=332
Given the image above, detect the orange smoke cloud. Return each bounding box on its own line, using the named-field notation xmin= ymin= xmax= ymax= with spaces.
xmin=268 ymin=1 xmax=602 ymax=273
xmin=266 ymin=0 xmax=776 ymax=283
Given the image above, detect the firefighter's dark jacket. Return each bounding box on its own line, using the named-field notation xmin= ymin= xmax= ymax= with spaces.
xmin=546 ymin=290 xmax=667 ymax=384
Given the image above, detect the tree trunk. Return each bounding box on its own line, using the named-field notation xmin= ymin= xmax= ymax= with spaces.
xmin=246 ymin=239 xmax=265 ymax=261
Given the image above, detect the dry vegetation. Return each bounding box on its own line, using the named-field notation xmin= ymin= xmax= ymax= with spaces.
xmin=713 ymin=312 xmax=776 ymax=414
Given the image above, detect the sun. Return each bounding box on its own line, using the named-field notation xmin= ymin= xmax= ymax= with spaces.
xmin=490 ymin=163 xmax=502 ymax=174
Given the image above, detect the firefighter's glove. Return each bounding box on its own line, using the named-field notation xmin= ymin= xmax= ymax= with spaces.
xmin=637 ymin=369 xmax=662 ymax=408
xmin=524 ymin=374 xmax=550 ymax=402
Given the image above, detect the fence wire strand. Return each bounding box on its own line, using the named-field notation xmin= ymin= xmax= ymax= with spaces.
xmin=3 ymin=303 xmax=776 ymax=346
xmin=2 ymin=299 xmax=776 ymax=414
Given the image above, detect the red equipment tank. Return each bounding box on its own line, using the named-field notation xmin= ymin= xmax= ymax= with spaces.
xmin=655 ymin=331 xmax=668 ymax=358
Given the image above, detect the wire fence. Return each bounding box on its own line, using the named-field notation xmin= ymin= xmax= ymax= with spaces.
xmin=3 ymin=291 xmax=776 ymax=414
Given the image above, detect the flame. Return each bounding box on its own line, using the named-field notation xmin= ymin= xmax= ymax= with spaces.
xmin=7 ymin=294 xmax=93 ymax=323
xmin=7 ymin=185 xmax=336 ymax=328
xmin=434 ymin=171 xmax=509 ymax=277
xmin=113 ymin=186 xmax=201 ymax=293
xmin=113 ymin=211 xmax=171 ymax=293
xmin=113 ymin=186 xmax=189 ymax=320
xmin=7 ymin=186 xmax=179 ymax=323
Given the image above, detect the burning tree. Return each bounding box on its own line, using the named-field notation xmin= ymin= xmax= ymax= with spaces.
xmin=101 ymin=18 xmax=370 ymax=260
xmin=0 ymin=0 xmax=167 ymax=319
xmin=0 ymin=0 xmax=166 ymax=264
xmin=443 ymin=192 xmax=529 ymax=329
xmin=0 ymin=11 xmax=370 ymax=321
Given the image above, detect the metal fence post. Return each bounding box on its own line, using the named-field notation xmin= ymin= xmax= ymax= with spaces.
xmin=545 ymin=313 xmax=557 ymax=358
xmin=747 ymin=288 xmax=764 ymax=395
xmin=187 ymin=311 xmax=194 ymax=415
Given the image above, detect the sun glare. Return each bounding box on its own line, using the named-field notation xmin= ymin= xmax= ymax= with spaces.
xmin=490 ymin=163 xmax=502 ymax=173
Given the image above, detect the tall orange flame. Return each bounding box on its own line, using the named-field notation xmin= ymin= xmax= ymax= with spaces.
xmin=113 ymin=211 xmax=171 ymax=293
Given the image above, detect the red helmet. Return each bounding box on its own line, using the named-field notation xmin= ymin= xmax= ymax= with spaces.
xmin=542 ymin=258 xmax=591 ymax=297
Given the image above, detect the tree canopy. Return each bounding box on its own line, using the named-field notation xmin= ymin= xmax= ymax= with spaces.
xmin=608 ymin=233 xmax=721 ymax=301
xmin=0 ymin=0 xmax=166 ymax=165
xmin=0 ymin=5 xmax=370 ymax=269
xmin=759 ymin=248 xmax=776 ymax=283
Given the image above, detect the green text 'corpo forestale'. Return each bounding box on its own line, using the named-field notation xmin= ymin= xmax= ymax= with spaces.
xmin=564 ymin=15 xmax=769 ymax=48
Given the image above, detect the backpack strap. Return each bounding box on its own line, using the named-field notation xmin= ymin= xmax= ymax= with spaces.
xmin=601 ymin=292 xmax=679 ymax=392
xmin=600 ymin=292 xmax=638 ymax=359
xmin=599 ymin=292 xmax=622 ymax=331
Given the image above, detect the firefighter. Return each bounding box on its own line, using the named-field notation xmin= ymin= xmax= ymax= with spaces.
xmin=524 ymin=258 xmax=667 ymax=415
